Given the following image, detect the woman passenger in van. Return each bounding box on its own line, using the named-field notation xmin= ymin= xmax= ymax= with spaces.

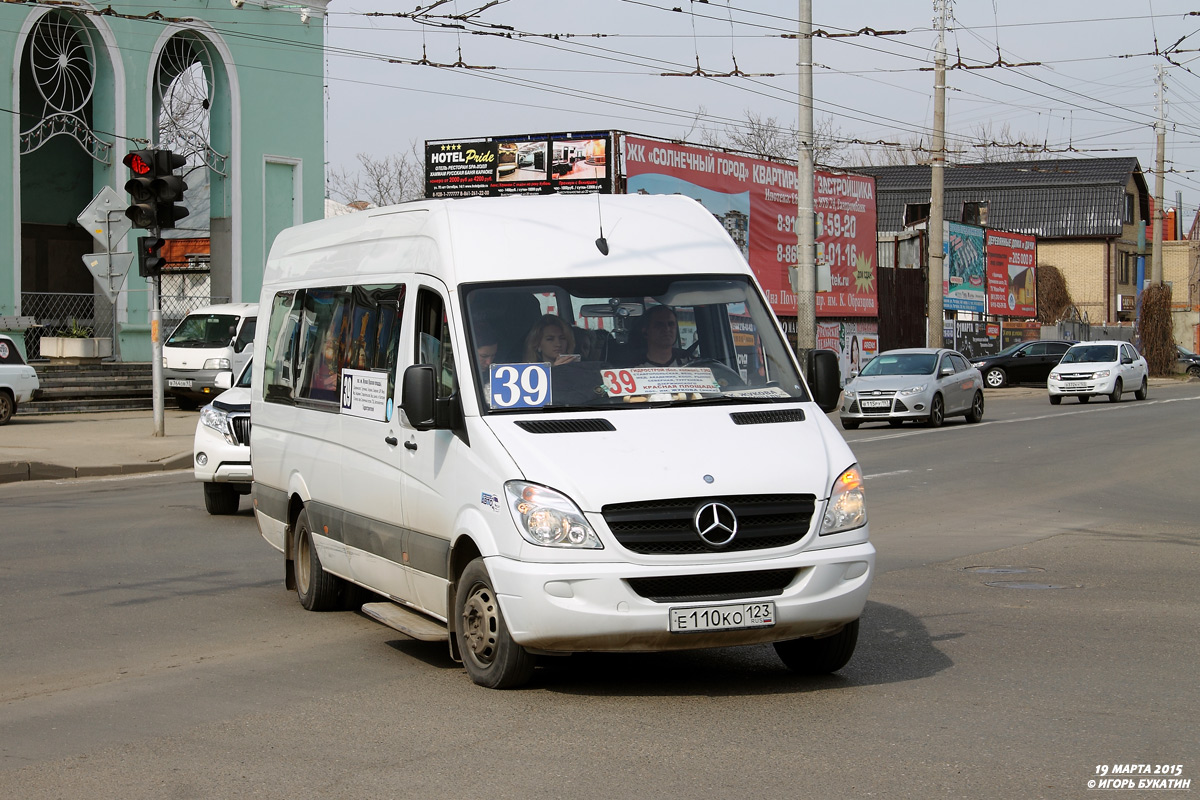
xmin=522 ymin=314 xmax=579 ymax=366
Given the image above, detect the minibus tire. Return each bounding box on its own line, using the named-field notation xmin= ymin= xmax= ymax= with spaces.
xmin=294 ymin=508 xmax=342 ymax=611
xmin=455 ymin=558 xmax=535 ymax=689
xmin=773 ymin=618 xmax=859 ymax=675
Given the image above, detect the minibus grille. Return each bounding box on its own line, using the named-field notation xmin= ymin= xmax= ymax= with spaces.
xmin=626 ymin=568 xmax=799 ymax=603
xmin=602 ymin=494 xmax=815 ymax=554
xmin=230 ymin=414 xmax=251 ymax=445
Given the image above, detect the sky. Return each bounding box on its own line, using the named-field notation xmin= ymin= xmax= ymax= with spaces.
xmin=322 ymin=1 xmax=1200 ymax=217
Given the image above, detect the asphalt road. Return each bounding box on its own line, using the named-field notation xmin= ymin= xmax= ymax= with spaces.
xmin=1 ymin=385 xmax=1197 ymax=799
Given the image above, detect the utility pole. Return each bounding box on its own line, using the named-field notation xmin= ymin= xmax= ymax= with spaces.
xmin=927 ymin=0 xmax=948 ymax=347
xmin=794 ymin=0 xmax=817 ymax=354
xmin=1152 ymin=64 xmax=1166 ymax=286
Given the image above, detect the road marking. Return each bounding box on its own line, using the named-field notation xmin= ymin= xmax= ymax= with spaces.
xmin=850 ymin=393 xmax=1200 ymax=443
xmin=863 ymin=469 xmax=912 ymax=479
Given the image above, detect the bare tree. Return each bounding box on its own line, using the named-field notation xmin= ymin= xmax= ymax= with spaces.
xmin=684 ymin=108 xmax=850 ymax=167
xmin=327 ymin=141 xmax=425 ymax=207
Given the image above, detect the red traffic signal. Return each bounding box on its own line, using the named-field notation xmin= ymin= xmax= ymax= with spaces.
xmin=122 ymin=148 xmax=190 ymax=230
xmin=123 ymin=150 xmax=153 ymax=176
xmin=137 ymin=235 xmax=166 ymax=277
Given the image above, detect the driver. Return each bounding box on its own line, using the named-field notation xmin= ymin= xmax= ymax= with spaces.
xmin=635 ymin=304 xmax=690 ymax=367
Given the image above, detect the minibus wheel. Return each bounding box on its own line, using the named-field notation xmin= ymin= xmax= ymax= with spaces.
xmin=455 ymin=558 xmax=535 ymax=689
xmin=294 ymin=508 xmax=342 ymax=611
xmin=773 ymin=618 xmax=859 ymax=674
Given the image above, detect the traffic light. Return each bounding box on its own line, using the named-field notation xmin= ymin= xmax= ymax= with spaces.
xmin=137 ymin=235 xmax=166 ymax=277
xmin=123 ymin=150 xmax=158 ymax=229
xmin=152 ymin=150 xmax=189 ymax=230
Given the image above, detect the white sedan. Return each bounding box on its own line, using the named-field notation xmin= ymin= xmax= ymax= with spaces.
xmin=1048 ymin=340 xmax=1148 ymax=404
xmin=0 ymin=334 xmax=39 ymax=425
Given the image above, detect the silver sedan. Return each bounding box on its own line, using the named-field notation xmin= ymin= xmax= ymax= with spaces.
xmin=840 ymin=348 xmax=985 ymax=430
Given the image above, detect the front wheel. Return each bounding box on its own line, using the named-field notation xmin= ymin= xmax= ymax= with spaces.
xmin=1188 ymin=365 xmax=1200 ymax=379
xmin=774 ymin=619 xmax=859 ymax=674
xmin=1108 ymin=378 xmax=1123 ymax=403
xmin=984 ymin=367 xmax=1006 ymax=389
xmin=1049 ymin=394 xmax=1062 ymax=406
xmin=0 ymin=391 xmax=13 ymax=425
xmin=841 ymin=419 xmax=859 ymax=430
xmin=1078 ymin=395 xmax=1090 ymax=404
xmin=456 ymin=558 xmax=536 ymax=689
xmin=203 ymin=482 xmax=240 ymax=515
xmin=1134 ymin=377 xmax=1148 ymax=401
xmin=966 ymin=391 xmax=984 ymax=423
xmin=925 ymin=394 xmax=944 ymax=428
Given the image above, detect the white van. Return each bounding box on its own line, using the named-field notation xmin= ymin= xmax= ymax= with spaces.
xmin=251 ymin=194 xmax=874 ymax=688
xmin=163 ymin=302 xmax=257 ymax=410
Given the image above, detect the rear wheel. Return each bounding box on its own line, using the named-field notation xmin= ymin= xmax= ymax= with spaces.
xmin=984 ymin=367 xmax=1006 ymax=389
xmin=294 ymin=508 xmax=342 ymax=611
xmin=1134 ymin=377 xmax=1148 ymax=401
xmin=1049 ymin=394 xmax=1062 ymax=406
xmin=203 ymin=482 xmax=240 ymax=515
xmin=774 ymin=619 xmax=860 ymax=674
xmin=1188 ymin=365 xmax=1200 ymax=379
xmin=966 ymin=391 xmax=984 ymax=423
xmin=925 ymin=394 xmax=944 ymax=428
xmin=1108 ymin=378 xmax=1123 ymax=403
xmin=456 ymin=558 xmax=536 ymax=689
xmin=0 ymin=391 xmax=13 ymax=425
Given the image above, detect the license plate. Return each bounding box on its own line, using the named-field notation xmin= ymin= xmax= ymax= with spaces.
xmin=669 ymin=601 xmax=776 ymax=633
xmin=1064 ymin=382 xmax=1085 ymax=389
xmin=168 ymin=379 xmax=193 ymax=388
xmin=860 ymin=399 xmax=890 ymax=408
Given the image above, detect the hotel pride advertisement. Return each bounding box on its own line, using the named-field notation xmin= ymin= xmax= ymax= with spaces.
xmin=622 ymin=136 xmax=877 ymax=317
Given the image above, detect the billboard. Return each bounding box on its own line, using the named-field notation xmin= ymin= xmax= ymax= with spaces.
xmin=425 ymin=132 xmax=611 ymax=198
xmin=944 ymin=221 xmax=986 ymax=314
xmin=623 ymin=137 xmax=877 ymax=317
xmin=985 ymin=230 xmax=1037 ymax=318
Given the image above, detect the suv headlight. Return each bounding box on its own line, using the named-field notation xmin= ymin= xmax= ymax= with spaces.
xmin=204 ymin=358 xmax=231 ymax=371
xmin=821 ymin=465 xmax=867 ymax=535
xmin=505 ymin=481 xmax=603 ymax=549
xmin=898 ymin=384 xmax=927 ymax=396
xmin=200 ymin=403 xmax=233 ymax=442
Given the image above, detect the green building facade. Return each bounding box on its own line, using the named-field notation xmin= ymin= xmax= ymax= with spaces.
xmin=0 ymin=0 xmax=326 ymax=360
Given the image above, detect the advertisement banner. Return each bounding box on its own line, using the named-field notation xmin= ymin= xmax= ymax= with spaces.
xmin=942 ymin=320 xmax=1001 ymax=359
xmin=425 ymin=132 xmax=611 ymax=198
xmin=817 ymin=320 xmax=879 ymax=385
xmin=623 ymin=137 xmax=877 ymax=317
xmin=985 ymin=230 xmax=1037 ymax=318
xmin=944 ymin=221 xmax=986 ymax=313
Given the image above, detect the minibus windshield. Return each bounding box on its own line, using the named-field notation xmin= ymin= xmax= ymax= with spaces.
xmin=461 ymin=274 xmax=810 ymax=412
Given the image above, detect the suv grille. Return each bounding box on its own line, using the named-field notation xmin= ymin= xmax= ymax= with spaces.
xmin=602 ymin=494 xmax=815 ymax=555
xmin=626 ymin=568 xmax=799 ymax=603
xmin=230 ymin=414 xmax=251 ymax=445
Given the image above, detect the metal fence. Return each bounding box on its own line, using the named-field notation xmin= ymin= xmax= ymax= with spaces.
xmin=21 ymin=292 xmax=115 ymax=361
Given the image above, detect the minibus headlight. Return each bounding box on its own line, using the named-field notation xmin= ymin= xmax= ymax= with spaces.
xmin=820 ymin=465 xmax=867 ymax=535
xmin=505 ymin=482 xmax=603 ymax=549
xmin=204 ymin=358 xmax=231 ymax=371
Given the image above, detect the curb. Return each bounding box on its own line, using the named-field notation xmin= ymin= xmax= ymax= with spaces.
xmin=0 ymin=452 xmax=193 ymax=484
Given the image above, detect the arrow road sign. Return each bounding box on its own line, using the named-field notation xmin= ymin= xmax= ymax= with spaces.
xmin=83 ymin=251 xmax=135 ymax=304
xmin=78 ymin=185 xmax=132 ymax=251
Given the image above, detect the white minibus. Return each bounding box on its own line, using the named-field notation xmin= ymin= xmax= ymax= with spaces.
xmin=251 ymin=193 xmax=873 ymax=688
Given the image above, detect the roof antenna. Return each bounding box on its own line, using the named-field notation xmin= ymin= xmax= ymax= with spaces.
xmin=595 ymin=193 xmax=609 ymax=256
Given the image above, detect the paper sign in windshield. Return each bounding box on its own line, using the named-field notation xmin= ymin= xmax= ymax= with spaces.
xmin=602 ymin=367 xmax=721 ymax=397
xmin=340 ymin=368 xmax=389 ymax=421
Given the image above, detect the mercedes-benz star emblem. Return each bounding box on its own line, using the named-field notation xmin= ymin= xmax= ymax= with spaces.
xmin=693 ymin=502 xmax=738 ymax=548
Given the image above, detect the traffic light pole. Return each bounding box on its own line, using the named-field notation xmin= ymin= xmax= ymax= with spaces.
xmin=149 ymin=228 xmax=165 ymax=437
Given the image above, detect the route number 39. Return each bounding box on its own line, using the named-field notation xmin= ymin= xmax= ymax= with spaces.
xmin=602 ymin=369 xmax=638 ymax=396
xmin=490 ymin=363 xmax=551 ymax=408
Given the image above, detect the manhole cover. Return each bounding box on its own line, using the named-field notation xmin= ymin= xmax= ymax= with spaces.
xmin=984 ymin=581 xmax=1078 ymax=590
xmin=964 ymin=566 xmax=1045 ymax=574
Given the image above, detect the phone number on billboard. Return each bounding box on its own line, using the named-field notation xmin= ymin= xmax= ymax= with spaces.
xmin=776 ymin=213 xmax=858 ymax=239
xmin=777 ymin=242 xmax=859 ymax=267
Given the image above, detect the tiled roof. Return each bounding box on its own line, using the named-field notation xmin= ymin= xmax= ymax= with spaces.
xmin=853 ymin=157 xmax=1147 ymax=238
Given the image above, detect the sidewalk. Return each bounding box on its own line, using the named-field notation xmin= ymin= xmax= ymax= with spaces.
xmin=0 ymin=409 xmax=198 ymax=483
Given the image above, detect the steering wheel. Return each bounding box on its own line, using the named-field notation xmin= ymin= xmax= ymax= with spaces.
xmin=688 ymin=358 xmax=746 ymax=389
xmin=685 ymin=339 xmax=701 ymax=359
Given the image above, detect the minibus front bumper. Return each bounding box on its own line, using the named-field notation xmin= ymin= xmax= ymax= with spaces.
xmin=487 ymin=540 xmax=875 ymax=653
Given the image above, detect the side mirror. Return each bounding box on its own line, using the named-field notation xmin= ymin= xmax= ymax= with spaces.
xmin=401 ymin=364 xmax=437 ymax=430
xmin=940 ymin=366 xmax=955 ymax=377
xmin=807 ymin=349 xmax=841 ymax=413
xmin=214 ymin=370 xmax=234 ymax=391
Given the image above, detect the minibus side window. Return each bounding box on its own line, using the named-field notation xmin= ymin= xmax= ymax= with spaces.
xmin=297 ymin=288 xmax=352 ymax=404
xmin=415 ymin=288 xmax=457 ymax=400
xmin=263 ymin=291 xmax=300 ymax=402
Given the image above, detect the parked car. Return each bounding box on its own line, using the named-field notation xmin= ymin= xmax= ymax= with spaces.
xmin=971 ymin=339 xmax=1074 ymax=388
xmin=163 ymin=302 xmax=257 ymax=410
xmin=1176 ymin=344 xmax=1200 ymax=378
xmin=194 ymin=359 xmax=252 ymax=515
xmin=0 ymin=334 xmax=39 ymax=425
xmin=1047 ymin=341 xmax=1148 ymax=404
xmin=841 ymin=347 xmax=984 ymax=429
